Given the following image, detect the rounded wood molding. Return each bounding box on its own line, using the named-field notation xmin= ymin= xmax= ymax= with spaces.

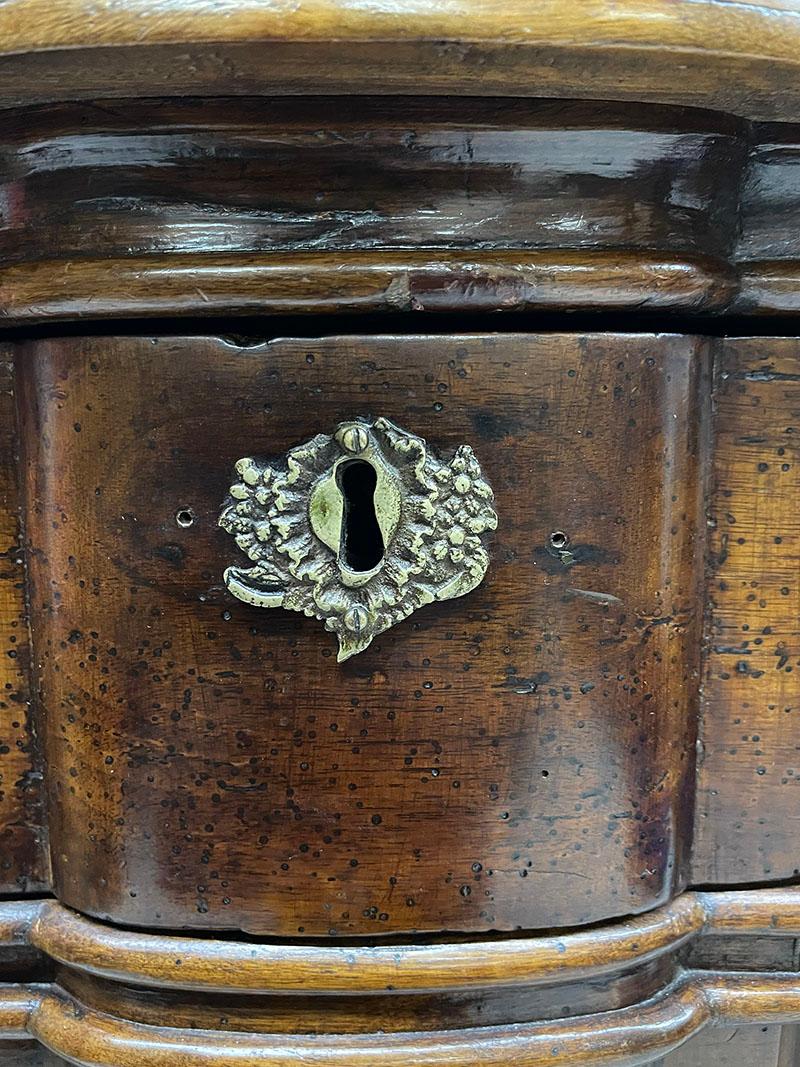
xmin=0 ymin=0 xmax=795 ymax=56
xmin=0 ymin=970 xmax=798 ymax=1066
xmin=0 ymin=251 xmax=735 ymax=324
xmin=1 ymin=1 xmax=800 ymax=119
xmin=1 ymin=889 xmax=799 ymax=996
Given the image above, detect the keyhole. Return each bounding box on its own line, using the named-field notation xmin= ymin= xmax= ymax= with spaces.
xmin=337 ymin=460 xmax=384 ymax=572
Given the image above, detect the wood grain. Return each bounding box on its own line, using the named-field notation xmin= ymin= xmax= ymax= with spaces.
xmin=0 ymin=892 xmax=799 ymax=1060
xmin=2 ymin=95 xmax=800 ymax=322
xmin=0 ymin=97 xmax=743 ymax=321
xmin=3 ymin=895 xmax=701 ymax=995
xmin=6 ymin=97 xmax=800 ymax=322
xmin=0 ymin=252 xmax=736 ymax=324
xmin=0 ymin=889 xmax=792 ymax=996
xmin=1 ymin=1 xmax=800 ymax=118
xmin=692 ymin=339 xmax=800 ymax=884
xmin=0 ymin=354 xmax=48 ymax=893
xmin=17 ymin=332 xmax=707 ymax=935
xmin=0 ymin=971 xmax=797 ymax=1066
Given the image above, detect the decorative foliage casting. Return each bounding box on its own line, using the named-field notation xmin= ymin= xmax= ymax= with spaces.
xmin=219 ymin=418 xmax=497 ymax=661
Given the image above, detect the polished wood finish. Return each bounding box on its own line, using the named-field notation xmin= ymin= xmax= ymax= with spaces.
xmin=3 ymin=970 xmax=800 ymax=1066
xmin=18 ymin=331 xmax=706 ymax=934
xmin=0 ymin=888 xmax=794 ymax=996
xmin=0 ymin=98 xmax=741 ymax=322
xmin=1 ymin=2 xmax=800 ymax=1061
xmin=5 ymin=98 xmax=800 ymax=323
xmin=3 ymin=888 xmax=800 ymax=1063
xmin=0 ymin=251 xmax=735 ymax=323
xmin=3 ymin=0 xmax=800 ymax=120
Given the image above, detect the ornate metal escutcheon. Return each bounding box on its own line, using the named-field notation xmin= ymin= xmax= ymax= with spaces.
xmin=219 ymin=417 xmax=498 ymax=661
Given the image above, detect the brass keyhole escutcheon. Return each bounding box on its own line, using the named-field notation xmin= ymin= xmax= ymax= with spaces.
xmin=220 ymin=418 xmax=497 ymax=661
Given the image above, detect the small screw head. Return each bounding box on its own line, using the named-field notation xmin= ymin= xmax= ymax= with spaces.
xmin=344 ymin=605 xmax=370 ymax=633
xmin=341 ymin=425 xmax=369 ymax=454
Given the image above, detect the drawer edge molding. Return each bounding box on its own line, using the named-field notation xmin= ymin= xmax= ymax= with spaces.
xmin=1 ymin=889 xmax=799 ymax=996
xmin=2 ymin=0 xmax=800 ymax=120
xmin=2 ymin=970 xmax=800 ymax=1067
xmin=0 ymin=251 xmax=735 ymax=323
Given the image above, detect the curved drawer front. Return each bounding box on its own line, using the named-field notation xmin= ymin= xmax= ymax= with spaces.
xmin=17 ymin=332 xmax=707 ymax=935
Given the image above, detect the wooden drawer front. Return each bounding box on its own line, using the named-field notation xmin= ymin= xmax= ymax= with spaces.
xmin=17 ymin=332 xmax=706 ymax=935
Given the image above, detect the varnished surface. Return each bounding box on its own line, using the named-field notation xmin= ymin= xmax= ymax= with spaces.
xmin=0 ymin=97 xmax=742 ymax=322
xmin=1 ymin=890 xmax=800 ymax=1062
xmin=3 ymin=0 xmax=798 ymax=55
xmin=0 ymin=40 xmax=799 ymax=1063
xmin=0 ymin=971 xmax=799 ymax=1066
xmin=18 ymin=894 xmax=703 ymax=995
xmin=0 ymin=354 xmax=47 ymax=893
xmin=693 ymin=339 xmax=800 ymax=884
xmin=0 ymin=888 xmax=793 ymax=996
xmin=734 ymin=123 xmax=800 ymax=313
xmin=56 ymin=962 xmax=676 ymax=1036
xmin=18 ymin=332 xmax=706 ymax=934
xmin=2 ymin=1 xmax=800 ymax=119
xmin=0 ymin=252 xmax=736 ymax=324
xmin=3 ymin=97 xmax=800 ymax=322
xmin=0 ymin=98 xmax=742 ymax=266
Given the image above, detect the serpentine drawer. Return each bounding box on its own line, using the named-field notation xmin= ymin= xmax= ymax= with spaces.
xmin=13 ymin=330 xmax=705 ymax=936
xmin=1 ymin=10 xmax=800 ymax=1060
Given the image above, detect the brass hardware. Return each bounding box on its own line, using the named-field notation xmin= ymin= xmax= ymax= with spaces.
xmin=219 ymin=418 xmax=497 ymax=661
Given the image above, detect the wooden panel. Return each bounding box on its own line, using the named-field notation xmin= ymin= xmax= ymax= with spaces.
xmin=0 ymin=354 xmax=48 ymax=893
xmin=11 ymin=96 xmax=800 ymax=322
xmin=0 ymin=251 xmax=736 ymax=324
xmin=0 ymin=888 xmax=795 ymax=997
xmin=18 ymin=332 xmax=707 ymax=935
xmin=1 ymin=1 xmax=800 ymax=120
xmin=692 ymin=339 xmax=800 ymax=884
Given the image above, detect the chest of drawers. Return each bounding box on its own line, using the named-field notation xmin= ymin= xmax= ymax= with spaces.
xmin=0 ymin=3 xmax=799 ymax=1065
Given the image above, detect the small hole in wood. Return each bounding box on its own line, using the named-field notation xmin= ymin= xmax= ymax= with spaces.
xmin=549 ymin=530 xmax=569 ymax=549
xmin=175 ymin=507 xmax=196 ymax=529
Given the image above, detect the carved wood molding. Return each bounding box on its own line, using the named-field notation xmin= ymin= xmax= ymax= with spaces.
xmin=0 ymin=970 xmax=799 ymax=1066
xmin=0 ymin=95 xmax=799 ymax=323
xmin=0 ymin=252 xmax=736 ymax=324
xmin=1 ymin=889 xmax=799 ymax=996
xmin=2 ymin=0 xmax=800 ymax=119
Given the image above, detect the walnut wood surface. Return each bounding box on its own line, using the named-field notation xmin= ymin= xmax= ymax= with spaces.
xmin=0 ymin=20 xmax=799 ymax=1059
xmin=692 ymin=339 xmax=800 ymax=884
xmin=0 ymin=251 xmax=736 ymax=324
xmin=1 ymin=0 xmax=800 ymax=120
xmin=1 ymin=97 xmax=800 ymax=322
xmin=1 ymin=889 xmax=800 ymax=1062
xmin=0 ymin=355 xmax=48 ymax=893
xmin=0 ymin=888 xmax=793 ymax=997
xmin=0 ymin=970 xmax=799 ymax=1066
xmin=0 ymin=97 xmax=743 ymax=321
xmin=16 ymin=332 xmax=706 ymax=935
